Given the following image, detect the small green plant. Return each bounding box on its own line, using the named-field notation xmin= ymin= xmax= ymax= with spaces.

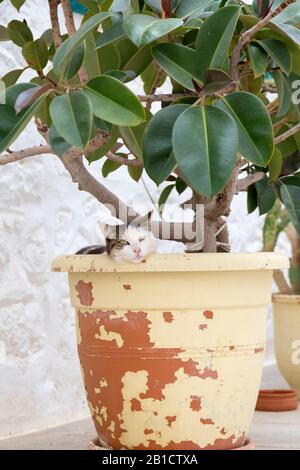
xmin=1 ymin=0 xmax=300 ymax=252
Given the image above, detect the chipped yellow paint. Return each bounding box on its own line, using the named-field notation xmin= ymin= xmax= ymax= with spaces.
xmin=273 ymin=295 xmax=300 ymax=399
xmin=95 ymin=324 xmax=124 ymax=348
xmin=53 ymin=253 xmax=289 ymax=450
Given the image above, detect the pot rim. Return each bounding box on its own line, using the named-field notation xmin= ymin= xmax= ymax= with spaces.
xmin=52 ymin=252 xmax=289 ymax=273
xmin=272 ymin=294 xmax=300 ymax=304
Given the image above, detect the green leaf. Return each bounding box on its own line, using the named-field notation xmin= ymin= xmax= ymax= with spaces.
xmin=122 ymin=42 xmax=153 ymax=77
xmin=256 ymin=39 xmax=291 ymax=75
xmin=0 ymin=83 xmax=47 ymax=153
xmin=158 ymin=184 xmax=175 ymax=210
xmin=102 ymin=158 xmax=122 ymax=177
xmin=141 ymin=62 xmax=166 ymax=94
xmin=95 ymin=20 xmax=126 ymax=48
xmin=88 ymin=125 xmax=118 ymax=163
xmin=280 ymin=179 xmax=300 ymax=235
xmin=49 ymin=91 xmax=93 ymax=150
xmin=172 ymin=105 xmax=238 ymax=198
xmin=1 ymin=68 xmax=25 ymax=87
xmin=143 ymin=104 xmax=189 ymax=185
xmin=10 ymin=0 xmax=25 ymax=11
xmin=248 ymin=44 xmax=268 ymax=78
xmin=98 ymin=43 xmax=121 ymax=73
xmin=215 ymin=92 xmax=274 ymax=167
xmin=273 ymin=71 xmax=292 ymax=118
xmin=123 ymin=14 xmax=182 ymax=47
xmin=175 ymin=177 xmax=187 ymax=194
xmin=255 ymin=176 xmax=276 ymax=215
xmin=64 ymin=42 xmax=86 ymax=80
xmin=175 ymin=0 xmax=215 ymax=18
xmin=247 ymin=183 xmax=258 ymax=214
xmin=152 ymin=43 xmax=202 ymax=91
xmin=49 ymin=125 xmax=71 ymax=157
xmin=84 ymin=75 xmax=145 ymax=126
xmin=128 ymin=165 xmax=143 ymax=181
xmin=269 ymin=147 xmax=283 ymax=182
xmin=195 ymin=5 xmax=240 ymax=81
xmin=7 ymin=20 xmax=33 ymax=47
xmin=22 ymin=38 xmax=48 ymax=71
xmin=53 ymin=12 xmax=111 ymax=78
xmin=119 ymin=108 xmax=151 ymax=160
xmin=200 ymin=69 xmax=233 ymax=96
xmin=0 ymin=25 xmax=9 ymax=41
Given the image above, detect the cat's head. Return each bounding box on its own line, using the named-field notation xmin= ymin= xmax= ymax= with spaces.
xmin=99 ymin=223 xmax=157 ymax=263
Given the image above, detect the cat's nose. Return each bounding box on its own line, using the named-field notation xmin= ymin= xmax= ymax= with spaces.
xmin=134 ymin=247 xmax=141 ymax=255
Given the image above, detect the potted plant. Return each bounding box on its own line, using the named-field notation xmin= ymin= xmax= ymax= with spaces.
xmin=262 ymin=200 xmax=300 ymax=398
xmin=1 ymin=0 xmax=297 ymax=450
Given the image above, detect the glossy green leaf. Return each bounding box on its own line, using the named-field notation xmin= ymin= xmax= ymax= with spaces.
xmin=10 ymin=0 xmax=25 ymax=11
xmin=7 ymin=20 xmax=33 ymax=47
xmin=255 ymin=176 xmax=276 ymax=215
xmin=64 ymin=42 xmax=86 ymax=80
xmin=172 ymin=105 xmax=239 ymax=198
xmin=102 ymin=158 xmax=122 ymax=177
xmin=248 ymin=44 xmax=268 ymax=78
xmin=22 ymin=38 xmax=48 ymax=71
xmin=273 ymin=71 xmax=292 ymax=118
xmin=98 ymin=43 xmax=121 ymax=73
xmin=175 ymin=0 xmax=215 ymax=18
xmin=49 ymin=125 xmax=71 ymax=157
xmin=119 ymin=109 xmax=151 ymax=160
xmin=128 ymin=165 xmax=143 ymax=182
xmin=247 ymin=184 xmax=258 ymax=214
xmin=256 ymin=39 xmax=291 ymax=75
xmin=143 ymin=104 xmax=189 ymax=185
xmin=53 ymin=12 xmax=111 ymax=78
xmin=269 ymin=147 xmax=283 ymax=182
xmin=280 ymin=179 xmax=300 ymax=235
xmin=195 ymin=6 xmax=240 ymax=81
xmin=158 ymin=184 xmax=175 ymax=210
xmin=215 ymin=92 xmax=274 ymax=167
xmin=152 ymin=43 xmax=202 ymax=91
xmin=0 ymin=25 xmax=9 ymax=41
xmin=141 ymin=62 xmax=166 ymax=94
xmin=1 ymin=68 xmax=25 ymax=87
xmin=0 ymin=83 xmax=47 ymax=153
xmin=50 ymin=91 xmax=93 ymax=150
xmin=200 ymin=69 xmax=233 ymax=96
xmin=123 ymin=14 xmax=182 ymax=47
xmin=84 ymin=76 xmax=145 ymax=126
xmin=95 ymin=21 xmax=126 ymax=49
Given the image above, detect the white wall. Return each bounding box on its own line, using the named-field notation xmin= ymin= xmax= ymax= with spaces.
xmin=0 ymin=0 xmax=289 ymax=439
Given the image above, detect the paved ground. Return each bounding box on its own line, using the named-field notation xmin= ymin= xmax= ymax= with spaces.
xmin=0 ymin=365 xmax=299 ymax=450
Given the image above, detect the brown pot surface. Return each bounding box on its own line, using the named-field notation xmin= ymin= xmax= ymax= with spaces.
xmin=255 ymin=389 xmax=298 ymax=412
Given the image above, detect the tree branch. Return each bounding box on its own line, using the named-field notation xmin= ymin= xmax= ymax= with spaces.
xmin=48 ymin=0 xmax=62 ymax=49
xmin=138 ymin=93 xmax=188 ymax=103
xmin=230 ymin=0 xmax=295 ymax=80
xmin=274 ymin=269 xmax=292 ymax=294
xmin=237 ymin=171 xmax=265 ymax=191
xmin=0 ymin=145 xmax=53 ymax=165
xmin=106 ymin=152 xmax=143 ymax=168
xmin=274 ymin=122 xmax=300 ymax=144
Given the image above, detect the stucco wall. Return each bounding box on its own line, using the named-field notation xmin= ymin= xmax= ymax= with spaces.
xmin=0 ymin=0 xmax=289 ymax=439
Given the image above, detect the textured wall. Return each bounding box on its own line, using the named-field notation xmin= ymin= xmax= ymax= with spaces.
xmin=0 ymin=0 xmax=289 ymax=439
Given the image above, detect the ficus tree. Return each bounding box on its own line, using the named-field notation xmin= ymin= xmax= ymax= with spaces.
xmin=1 ymin=0 xmax=300 ymax=252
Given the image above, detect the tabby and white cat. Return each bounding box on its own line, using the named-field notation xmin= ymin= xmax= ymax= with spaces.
xmin=76 ymin=223 xmax=157 ymax=263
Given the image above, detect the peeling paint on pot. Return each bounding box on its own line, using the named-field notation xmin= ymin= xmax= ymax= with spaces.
xmin=53 ymin=253 xmax=289 ymax=450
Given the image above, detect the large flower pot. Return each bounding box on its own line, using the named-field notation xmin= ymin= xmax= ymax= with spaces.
xmin=53 ymin=253 xmax=288 ymax=450
xmin=273 ymin=295 xmax=300 ymax=399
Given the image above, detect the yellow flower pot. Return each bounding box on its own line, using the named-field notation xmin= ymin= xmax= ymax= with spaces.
xmin=53 ymin=253 xmax=288 ymax=450
xmin=273 ymin=295 xmax=300 ymax=399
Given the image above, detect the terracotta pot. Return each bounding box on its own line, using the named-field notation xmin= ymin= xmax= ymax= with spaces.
xmin=273 ymin=295 xmax=300 ymax=399
xmin=53 ymin=253 xmax=288 ymax=450
xmin=256 ymin=389 xmax=298 ymax=411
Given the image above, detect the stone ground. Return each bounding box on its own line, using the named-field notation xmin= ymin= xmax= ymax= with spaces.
xmin=0 ymin=365 xmax=299 ymax=450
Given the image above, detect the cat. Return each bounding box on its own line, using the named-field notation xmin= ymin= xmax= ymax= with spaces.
xmin=76 ymin=223 xmax=157 ymax=263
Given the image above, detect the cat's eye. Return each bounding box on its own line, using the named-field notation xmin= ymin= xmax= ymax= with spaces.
xmin=139 ymin=237 xmax=145 ymax=242
xmin=119 ymin=240 xmax=130 ymax=246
